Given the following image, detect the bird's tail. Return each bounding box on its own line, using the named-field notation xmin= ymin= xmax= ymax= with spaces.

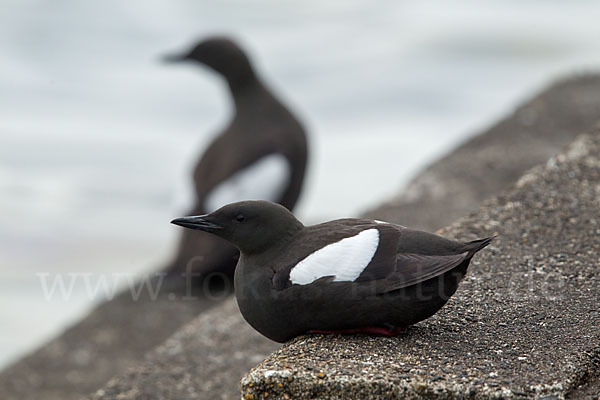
xmin=463 ymin=235 xmax=496 ymax=256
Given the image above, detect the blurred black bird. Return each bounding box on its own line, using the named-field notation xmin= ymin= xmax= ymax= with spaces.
xmin=164 ymin=37 xmax=308 ymax=283
xmin=172 ymin=201 xmax=493 ymax=342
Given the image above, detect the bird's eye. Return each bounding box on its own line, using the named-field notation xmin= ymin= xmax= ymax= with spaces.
xmin=235 ymin=214 xmax=246 ymax=223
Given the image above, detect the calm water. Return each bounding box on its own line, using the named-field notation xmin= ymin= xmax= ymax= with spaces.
xmin=2 ymin=0 xmax=600 ymax=368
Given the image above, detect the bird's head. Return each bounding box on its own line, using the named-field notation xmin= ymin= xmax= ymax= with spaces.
xmin=171 ymin=201 xmax=304 ymax=254
xmin=163 ymin=36 xmax=255 ymax=87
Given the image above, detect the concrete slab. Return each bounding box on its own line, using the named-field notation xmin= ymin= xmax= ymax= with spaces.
xmin=363 ymin=74 xmax=600 ymax=232
xmin=242 ymin=130 xmax=600 ymax=399
xmin=89 ymin=297 xmax=279 ymax=400
xmin=0 ymin=279 xmax=228 ymax=400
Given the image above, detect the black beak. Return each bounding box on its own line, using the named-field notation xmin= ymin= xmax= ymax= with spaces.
xmin=162 ymin=53 xmax=188 ymax=63
xmin=171 ymin=215 xmax=221 ymax=231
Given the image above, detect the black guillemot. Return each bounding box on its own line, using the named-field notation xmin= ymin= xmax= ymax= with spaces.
xmin=171 ymin=201 xmax=493 ymax=342
xmin=164 ymin=37 xmax=308 ymax=280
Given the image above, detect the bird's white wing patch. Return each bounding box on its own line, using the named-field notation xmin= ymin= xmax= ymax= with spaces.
xmin=289 ymin=229 xmax=380 ymax=285
xmin=205 ymin=153 xmax=290 ymax=212
xmin=375 ymin=219 xmax=406 ymax=228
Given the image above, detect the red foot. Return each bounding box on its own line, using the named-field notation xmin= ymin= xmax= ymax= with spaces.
xmin=308 ymin=326 xmax=404 ymax=337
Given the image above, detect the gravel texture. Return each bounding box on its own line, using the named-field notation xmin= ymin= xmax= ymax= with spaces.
xmin=241 ymin=129 xmax=600 ymax=399
xmin=363 ymin=74 xmax=600 ymax=232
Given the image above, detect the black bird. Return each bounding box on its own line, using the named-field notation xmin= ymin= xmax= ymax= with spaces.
xmin=164 ymin=37 xmax=308 ymax=280
xmin=171 ymin=201 xmax=493 ymax=343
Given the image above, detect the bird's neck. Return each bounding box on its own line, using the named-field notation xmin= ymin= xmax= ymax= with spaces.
xmin=240 ymin=222 xmax=304 ymax=256
xmin=227 ymin=74 xmax=267 ymax=110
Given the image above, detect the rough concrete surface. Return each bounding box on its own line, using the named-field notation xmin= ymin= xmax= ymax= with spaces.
xmin=242 ymin=129 xmax=600 ymax=399
xmin=363 ymin=74 xmax=600 ymax=232
xmin=89 ymin=298 xmax=279 ymax=400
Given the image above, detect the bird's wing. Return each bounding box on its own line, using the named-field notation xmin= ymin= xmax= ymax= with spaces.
xmin=353 ymin=226 xmax=471 ymax=292
xmin=381 ymin=252 xmax=468 ymax=291
xmin=377 ymin=235 xmax=494 ymax=292
xmin=342 ymin=251 xmax=468 ymax=295
xmin=204 ymin=153 xmax=291 ymax=213
xmin=286 ymin=228 xmax=381 ymax=286
xmin=273 ymin=223 xmax=472 ymax=293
